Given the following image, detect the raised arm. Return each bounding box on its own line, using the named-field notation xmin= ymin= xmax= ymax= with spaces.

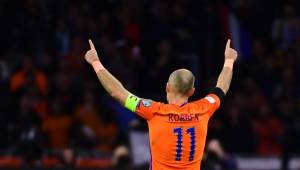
xmin=216 ymin=39 xmax=238 ymax=94
xmin=84 ymin=39 xmax=130 ymax=105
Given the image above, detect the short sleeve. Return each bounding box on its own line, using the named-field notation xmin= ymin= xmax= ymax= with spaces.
xmin=135 ymin=99 xmax=162 ymax=120
xmin=194 ymin=94 xmax=221 ymax=117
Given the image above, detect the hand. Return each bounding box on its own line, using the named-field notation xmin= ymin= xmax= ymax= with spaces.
xmin=85 ymin=39 xmax=100 ymax=65
xmin=207 ymin=139 xmax=225 ymax=158
xmin=224 ymin=39 xmax=238 ymax=61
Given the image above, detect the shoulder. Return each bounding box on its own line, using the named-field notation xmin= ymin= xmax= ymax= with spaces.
xmin=135 ymin=99 xmax=165 ymax=120
xmin=137 ymin=99 xmax=165 ymax=110
xmin=189 ymin=94 xmax=221 ymax=113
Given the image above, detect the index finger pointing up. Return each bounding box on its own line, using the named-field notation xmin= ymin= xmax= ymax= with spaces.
xmin=89 ymin=39 xmax=95 ymax=50
xmin=226 ymin=39 xmax=231 ymax=50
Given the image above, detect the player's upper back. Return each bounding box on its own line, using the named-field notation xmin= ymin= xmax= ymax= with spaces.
xmin=133 ymin=91 xmax=222 ymax=170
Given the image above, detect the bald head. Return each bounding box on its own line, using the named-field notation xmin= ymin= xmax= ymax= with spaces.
xmin=168 ymin=69 xmax=195 ymax=95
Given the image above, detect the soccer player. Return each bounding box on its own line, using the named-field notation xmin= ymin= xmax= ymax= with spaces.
xmin=84 ymin=39 xmax=237 ymax=170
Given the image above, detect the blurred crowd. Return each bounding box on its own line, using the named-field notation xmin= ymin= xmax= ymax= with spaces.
xmin=0 ymin=0 xmax=300 ymax=168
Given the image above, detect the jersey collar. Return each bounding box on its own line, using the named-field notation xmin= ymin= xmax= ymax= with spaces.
xmin=179 ymin=101 xmax=188 ymax=107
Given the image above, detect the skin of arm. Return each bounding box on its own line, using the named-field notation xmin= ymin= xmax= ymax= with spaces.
xmin=84 ymin=39 xmax=130 ymax=105
xmin=216 ymin=39 xmax=238 ymax=94
xmin=95 ymin=69 xmax=130 ymax=105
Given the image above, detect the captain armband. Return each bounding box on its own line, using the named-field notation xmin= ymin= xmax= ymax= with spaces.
xmin=124 ymin=94 xmax=141 ymax=112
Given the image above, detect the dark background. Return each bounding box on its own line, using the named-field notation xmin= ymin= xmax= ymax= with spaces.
xmin=0 ymin=0 xmax=299 ymax=169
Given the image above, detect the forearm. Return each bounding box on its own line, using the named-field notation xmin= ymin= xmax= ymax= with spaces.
xmin=93 ymin=65 xmax=130 ymax=105
xmin=216 ymin=60 xmax=234 ymax=94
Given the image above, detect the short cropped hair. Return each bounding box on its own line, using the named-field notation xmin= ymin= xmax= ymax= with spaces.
xmin=168 ymin=69 xmax=195 ymax=94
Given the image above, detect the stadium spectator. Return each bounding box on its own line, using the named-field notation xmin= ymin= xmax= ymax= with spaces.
xmin=220 ymin=103 xmax=256 ymax=154
xmin=15 ymin=92 xmax=44 ymax=166
xmin=271 ymin=4 xmax=300 ymax=49
xmin=73 ymin=89 xmax=118 ymax=151
xmin=10 ymin=56 xmax=48 ymax=95
xmin=253 ymin=104 xmax=284 ymax=155
xmin=42 ymin=98 xmax=72 ymax=149
xmin=201 ymin=139 xmax=238 ymax=170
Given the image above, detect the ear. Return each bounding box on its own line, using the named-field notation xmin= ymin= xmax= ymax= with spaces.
xmin=166 ymin=83 xmax=171 ymax=93
xmin=187 ymin=87 xmax=195 ymax=97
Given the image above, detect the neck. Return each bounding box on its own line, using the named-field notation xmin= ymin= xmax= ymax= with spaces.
xmin=168 ymin=95 xmax=189 ymax=106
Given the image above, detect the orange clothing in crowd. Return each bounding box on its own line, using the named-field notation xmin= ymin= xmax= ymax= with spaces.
xmin=42 ymin=115 xmax=72 ymax=149
xmin=254 ymin=117 xmax=284 ymax=155
xmin=75 ymin=105 xmax=117 ymax=152
xmin=10 ymin=70 xmax=48 ymax=95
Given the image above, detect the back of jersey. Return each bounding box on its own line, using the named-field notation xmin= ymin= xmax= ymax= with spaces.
xmin=135 ymin=94 xmax=221 ymax=170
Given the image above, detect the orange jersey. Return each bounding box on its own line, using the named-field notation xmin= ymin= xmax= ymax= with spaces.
xmin=135 ymin=94 xmax=221 ymax=170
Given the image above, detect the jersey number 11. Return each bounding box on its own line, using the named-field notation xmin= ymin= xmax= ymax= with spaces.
xmin=173 ymin=127 xmax=195 ymax=162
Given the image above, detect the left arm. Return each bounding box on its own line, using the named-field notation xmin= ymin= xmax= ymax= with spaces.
xmin=85 ymin=40 xmax=159 ymax=119
xmin=216 ymin=39 xmax=238 ymax=95
xmin=199 ymin=40 xmax=238 ymax=116
xmin=95 ymin=69 xmax=130 ymax=105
